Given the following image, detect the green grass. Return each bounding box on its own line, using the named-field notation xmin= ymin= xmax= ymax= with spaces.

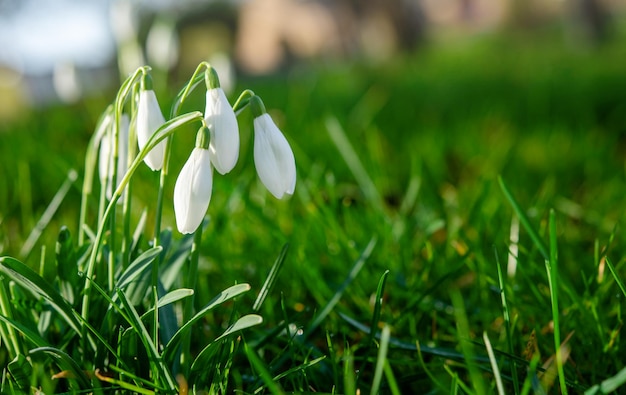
xmin=1 ymin=33 xmax=626 ymax=393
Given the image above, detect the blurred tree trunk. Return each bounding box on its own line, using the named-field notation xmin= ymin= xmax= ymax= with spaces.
xmin=568 ymin=0 xmax=611 ymax=44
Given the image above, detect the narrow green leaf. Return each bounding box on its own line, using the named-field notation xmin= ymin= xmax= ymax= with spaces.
xmin=308 ymin=237 xmax=376 ymax=333
xmin=215 ymin=314 xmax=263 ymax=343
xmin=483 ymin=332 xmax=506 ymax=395
xmin=494 ymin=246 xmax=520 ymax=394
xmin=19 ymin=169 xmax=77 ymax=260
xmin=584 ymin=365 xmax=626 ymax=394
xmin=253 ymin=244 xmax=289 ymax=312
xmin=498 ymin=176 xmax=549 ymax=260
xmin=7 ymin=354 xmax=32 ymax=392
xmin=189 ymin=314 xmax=264 ymax=383
xmin=604 ymin=257 xmax=626 ymax=299
xmin=0 ymin=257 xmax=81 ymax=335
xmin=0 ymin=314 xmax=48 ymax=349
xmin=115 ymin=288 xmax=177 ymax=390
xmin=162 ymin=283 xmax=251 ymax=362
xmin=116 ymin=246 xmax=162 ymax=290
xmin=30 ymin=347 xmax=91 ymax=389
xmin=158 ymin=288 xmax=194 ymax=308
xmin=548 ymin=209 xmax=568 ymax=395
xmin=370 ymin=324 xmax=391 ymax=395
xmin=272 ymin=356 xmax=326 ymax=382
xmin=244 ymin=342 xmax=285 ymax=395
xmin=367 ymin=269 xmax=389 ymax=347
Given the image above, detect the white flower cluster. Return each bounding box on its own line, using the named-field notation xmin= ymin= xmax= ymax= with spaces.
xmin=98 ymin=66 xmax=296 ymax=235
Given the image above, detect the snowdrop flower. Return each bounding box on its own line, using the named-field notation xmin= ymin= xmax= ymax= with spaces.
xmin=99 ymin=114 xmax=130 ymax=199
xmin=204 ymin=66 xmax=239 ymax=175
xmin=136 ymin=74 xmax=166 ymax=171
xmin=173 ymin=126 xmax=213 ymax=234
xmin=251 ymin=96 xmax=296 ymax=199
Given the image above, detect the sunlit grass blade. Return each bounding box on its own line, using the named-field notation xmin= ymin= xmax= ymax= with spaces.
xmin=0 ymin=257 xmax=81 ymax=335
xmin=494 ymin=245 xmax=519 ymax=393
xmin=308 ymin=237 xmax=377 ymax=333
xmin=30 ymin=347 xmax=91 ymax=389
xmin=340 ymin=312 xmax=471 ymax=361
xmin=366 ymin=269 xmax=389 ymax=347
xmin=271 ymin=355 xmax=326 ymax=382
xmin=162 ymin=283 xmax=252 ymax=363
xmin=19 ymin=169 xmax=78 ymax=260
xmin=95 ymin=369 xmax=155 ymax=395
xmin=498 ymin=176 xmax=549 ymax=260
xmin=548 ymin=209 xmax=567 ymax=395
xmin=343 ymin=344 xmax=357 ymax=395
xmin=253 ymin=243 xmax=289 ymax=312
xmin=483 ymin=332 xmax=505 ymax=395
xmin=326 ymin=116 xmax=383 ymax=211
xmin=451 ymin=289 xmax=487 ymax=394
xmin=604 ymin=257 xmax=626 ymax=298
xmin=370 ymin=324 xmax=390 ymax=395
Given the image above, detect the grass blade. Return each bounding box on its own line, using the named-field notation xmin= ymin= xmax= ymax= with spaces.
xmin=19 ymin=169 xmax=77 ymax=260
xmin=30 ymin=347 xmax=91 ymax=389
xmin=116 ymin=246 xmax=162 ymax=290
xmin=244 ymin=342 xmax=285 ymax=395
xmin=0 ymin=257 xmax=81 ymax=335
xmin=308 ymin=237 xmax=377 ymax=333
xmin=494 ymin=245 xmax=519 ymax=393
xmin=585 ymin=365 xmax=626 ymax=395
xmin=604 ymin=257 xmax=626 ymax=298
xmin=116 ymin=288 xmax=176 ymax=391
xmin=483 ymin=332 xmax=505 ymax=395
xmin=162 ymin=283 xmax=251 ymax=362
xmin=253 ymin=244 xmax=289 ymax=312
xmin=498 ymin=176 xmax=549 ymax=260
xmin=367 ymin=269 xmax=389 ymax=347
xmin=326 ymin=116 xmax=383 ymax=210
xmin=548 ymin=209 xmax=567 ymax=395
xmin=370 ymin=324 xmax=390 ymax=395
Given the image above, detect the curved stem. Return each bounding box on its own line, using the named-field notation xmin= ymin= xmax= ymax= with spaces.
xmin=81 ymin=112 xmax=203 ymax=340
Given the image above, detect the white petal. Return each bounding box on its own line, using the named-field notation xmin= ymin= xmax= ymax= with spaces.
xmin=204 ymin=88 xmax=239 ymax=174
xmin=253 ymin=114 xmax=296 ymax=199
xmin=174 ymin=148 xmax=213 ymax=234
xmin=137 ymin=90 xmax=166 ymax=171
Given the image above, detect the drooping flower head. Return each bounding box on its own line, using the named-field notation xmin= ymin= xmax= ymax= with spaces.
xmin=136 ymin=73 xmax=167 ymax=171
xmin=173 ymin=126 xmax=214 ymax=234
xmin=250 ymin=95 xmax=296 ymax=199
xmin=99 ymin=114 xmax=130 ymax=199
xmin=204 ymin=66 xmax=239 ymax=175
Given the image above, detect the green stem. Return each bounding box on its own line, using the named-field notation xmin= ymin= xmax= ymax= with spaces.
xmin=181 ymin=224 xmax=203 ymax=378
xmin=78 ymin=108 xmax=112 ymax=246
xmin=232 ymin=89 xmax=256 ymax=113
xmin=81 ymin=111 xmax=203 ymax=343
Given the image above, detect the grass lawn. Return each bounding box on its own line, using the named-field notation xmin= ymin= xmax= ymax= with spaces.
xmin=0 ymin=33 xmax=626 ymax=393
